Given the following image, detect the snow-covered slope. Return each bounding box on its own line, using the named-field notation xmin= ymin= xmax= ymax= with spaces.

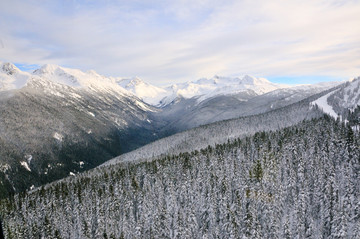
xmin=116 ymin=77 xmax=168 ymax=105
xmin=0 ymin=62 xmax=164 ymax=198
xmin=155 ymin=75 xmax=288 ymax=106
xmin=311 ymin=90 xmax=341 ymax=119
xmin=311 ymin=77 xmax=360 ymax=120
xmin=154 ymin=80 xmax=342 ymax=134
xmin=0 ymin=63 xmax=288 ymax=108
xmin=0 ymin=62 xmax=342 ymax=110
xmin=114 ymin=74 xmax=341 ymax=108
xmin=110 ymin=74 xmax=288 ymax=106
xmin=0 ymin=62 xmax=31 ymax=90
xmin=113 ymin=75 xmax=342 ymax=108
xmin=0 ymin=63 xmax=158 ymax=112
xmin=32 ymin=64 xmax=131 ymax=96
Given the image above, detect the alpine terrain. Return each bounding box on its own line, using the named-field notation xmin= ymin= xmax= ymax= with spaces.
xmin=0 ymin=62 xmax=163 ymax=198
xmin=0 ymin=62 xmax=359 ymax=238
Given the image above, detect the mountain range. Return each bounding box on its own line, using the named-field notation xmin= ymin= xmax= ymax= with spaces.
xmin=0 ymin=62 xmax=162 ymax=197
xmin=0 ymin=61 xmax=352 ymax=198
xmin=0 ymin=61 xmax=360 ymax=238
xmin=0 ymin=61 xmax=359 ymax=238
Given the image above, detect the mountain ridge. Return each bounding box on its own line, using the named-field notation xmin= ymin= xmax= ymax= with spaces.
xmin=0 ymin=61 xmax=342 ymax=107
xmin=0 ymin=61 xmax=354 ymax=198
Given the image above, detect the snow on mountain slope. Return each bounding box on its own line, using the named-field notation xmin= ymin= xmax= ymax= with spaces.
xmin=1 ymin=62 xmax=343 ymax=110
xmin=146 ymin=75 xmax=288 ymax=106
xmin=116 ymin=77 xmax=168 ymax=105
xmin=0 ymin=63 xmax=165 ymax=197
xmin=154 ymin=80 xmax=342 ymax=134
xmin=104 ymin=96 xmax=324 ymax=166
xmin=33 ymin=64 xmax=130 ymax=95
xmin=311 ymin=77 xmax=360 ymax=120
xmin=113 ymin=75 xmax=341 ymax=107
xmin=331 ymin=77 xmax=360 ymax=111
xmin=0 ymin=62 xmax=158 ymax=113
xmin=311 ymin=90 xmax=341 ymax=119
xmin=0 ymin=62 xmax=129 ymax=95
xmin=0 ymin=77 xmax=162 ymax=197
xmin=0 ymin=62 xmax=31 ymax=90
xmin=112 ymin=74 xmax=288 ymax=107
xmin=0 ymin=62 xmax=288 ymax=107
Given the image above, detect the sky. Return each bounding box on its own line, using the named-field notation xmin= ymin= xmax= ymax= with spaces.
xmin=0 ymin=0 xmax=359 ymax=85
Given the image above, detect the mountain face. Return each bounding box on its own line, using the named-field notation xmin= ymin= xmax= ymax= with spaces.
xmin=311 ymin=77 xmax=360 ymax=127
xmin=115 ymin=77 xmax=169 ymax=106
xmin=113 ymin=72 xmax=340 ymax=134
xmin=105 ymin=96 xmax=325 ymax=167
xmin=0 ymin=62 xmax=346 ymax=198
xmin=0 ymin=63 xmax=163 ymax=198
xmin=130 ymin=75 xmax=288 ymax=107
xmin=0 ymin=62 xmax=31 ymax=90
xmin=1 ymin=116 xmax=358 ymax=238
xmin=154 ymin=81 xmax=341 ymax=133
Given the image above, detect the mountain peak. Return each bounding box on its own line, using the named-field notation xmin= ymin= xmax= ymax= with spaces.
xmin=241 ymin=75 xmax=270 ymax=85
xmin=117 ymin=77 xmax=145 ymax=88
xmin=87 ymin=69 xmax=100 ymax=76
xmin=33 ymin=64 xmax=61 ymax=75
xmin=129 ymin=77 xmax=144 ymax=86
xmin=1 ymin=62 xmax=19 ymax=75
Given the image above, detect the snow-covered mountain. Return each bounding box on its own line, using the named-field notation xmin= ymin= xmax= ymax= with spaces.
xmin=101 ymin=73 xmax=289 ymax=107
xmin=112 ymin=74 xmax=341 ymax=110
xmin=1 ymin=61 xmax=359 ymax=239
xmin=3 ymin=91 xmax=358 ymax=238
xmin=115 ymin=77 xmax=169 ymax=106
xmin=154 ymin=80 xmax=341 ymax=133
xmin=0 ymin=61 xmax=341 ymax=109
xmin=0 ymin=62 xmax=163 ymax=198
xmin=311 ymin=77 xmax=360 ymax=126
xmin=148 ymin=75 xmax=288 ymax=106
xmin=0 ymin=62 xmax=31 ymax=90
xmin=0 ymin=61 xmax=350 ymax=199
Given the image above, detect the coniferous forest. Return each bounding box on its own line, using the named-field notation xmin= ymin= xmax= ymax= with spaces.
xmin=1 ymin=115 xmax=359 ymax=238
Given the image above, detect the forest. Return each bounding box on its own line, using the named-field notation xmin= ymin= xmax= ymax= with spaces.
xmin=1 ymin=115 xmax=358 ymax=238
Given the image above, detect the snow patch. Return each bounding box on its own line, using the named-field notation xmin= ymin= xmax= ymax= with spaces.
xmin=135 ymin=101 xmax=156 ymax=112
xmin=53 ymin=132 xmax=64 ymax=141
xmin=311 ymin=90 xmax=340 ymax=119
xmin=20 ymin=161 xmax=31 ymax=171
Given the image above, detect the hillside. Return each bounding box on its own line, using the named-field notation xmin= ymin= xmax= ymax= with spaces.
xmin=0 ymin=63 xmax=163 ymax=198
xmin=156 ymin=81 xmax=339 ymax=133
xmin=1 ymin=116 xmax=358 ymax=238
xmin=104 ymin=90 xmax=331 ymax=166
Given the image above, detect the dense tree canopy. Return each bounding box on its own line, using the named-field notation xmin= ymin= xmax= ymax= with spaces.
xmin=1 ymin=116 xmax=359 ymax=238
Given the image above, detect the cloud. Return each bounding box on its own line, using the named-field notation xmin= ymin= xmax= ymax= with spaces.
xmin=0 ymin=0 xmax=359 ymax=84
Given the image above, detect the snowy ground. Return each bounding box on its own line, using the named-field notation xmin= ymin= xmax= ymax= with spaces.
xmin=311 ymin=90 xmax=340 ymax=119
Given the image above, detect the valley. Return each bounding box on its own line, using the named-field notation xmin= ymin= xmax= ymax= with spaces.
xmin=0 ymin=62 xmax=359 ymax=238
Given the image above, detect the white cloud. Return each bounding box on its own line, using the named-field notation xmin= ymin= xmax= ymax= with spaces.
xmin=0 ymin=0 xmax=359 ymax=84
